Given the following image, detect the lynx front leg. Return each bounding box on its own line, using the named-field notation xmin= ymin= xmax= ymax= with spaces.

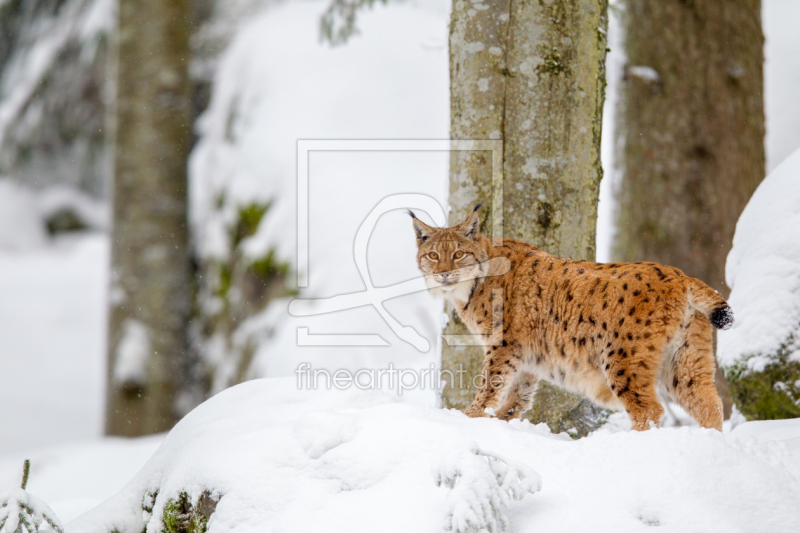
xmin=495 ymin=371 xmax=538 ymax=421
xmin=464 ymin=345 xmax=524 ymax=419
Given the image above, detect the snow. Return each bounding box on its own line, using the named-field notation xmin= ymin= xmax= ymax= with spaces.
xmin=65 ymin=378 xmax=800 ymax=533
xmin=112 ymin=320 xmax=151 ymax=387
xmin=718 ymin=148 xmax=800 ymax=371
xmin=596 ymin=0 xmax=625 ymax=262
xmin=0 ymin=235 xmax=108 ymax=456
xmin=0 ymin=180 xmax=48 ymax=250
xmin=0 ymin=436 xmax=163 ymax=525
xmin=764 ymin=0 xmax=800 ymax=172
xmin=0 ymin=487 xmax=64 ymax=533
xmin=0 ymin=180 xmax=108 ymax=250
xmin=36 ymin=186 xmax=109 ymax=233
xmin=190 ymin=0 xmax=450 ymax=265
xmin=626 ymin=65 xmax=660 ymax=83
xmin=189 ymin=0 xmax=451 ymax=402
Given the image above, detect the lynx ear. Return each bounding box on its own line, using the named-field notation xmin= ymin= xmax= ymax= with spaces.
xmin=457 ymin=203 xmax=482 ymax=239
xmin=408 ymin=210 xmax=436 ymax=245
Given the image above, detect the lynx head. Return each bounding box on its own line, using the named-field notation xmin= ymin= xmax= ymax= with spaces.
xmin=409 ymin=204 xmax=489 ymax=300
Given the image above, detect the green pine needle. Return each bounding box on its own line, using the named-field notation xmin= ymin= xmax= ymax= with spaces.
xmin=21 ymin=459 xmax=30 ymax=490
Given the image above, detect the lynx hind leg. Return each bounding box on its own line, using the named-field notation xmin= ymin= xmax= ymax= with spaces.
xmin=621 ymin=383 xmax=665 ymax=432
xmin=668 ymin=312 xmax=723 ymax=431
xmin=606 ymin=338 xmax=666 ymax=431
xmin=465 ymin=347 xmax=523 ymax=419
xmin=495 ymin=371 xmax=538 ymax=421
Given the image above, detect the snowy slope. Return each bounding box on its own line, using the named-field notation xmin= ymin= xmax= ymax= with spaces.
xmin=67 ymin=378 xmax=800 ymax=533
xmin=719 ymin=148 xmax=800 ymax=371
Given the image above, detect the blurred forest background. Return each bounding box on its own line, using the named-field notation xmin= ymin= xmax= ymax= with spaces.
xmin=0 ymin=0 xmax=798 ymax=456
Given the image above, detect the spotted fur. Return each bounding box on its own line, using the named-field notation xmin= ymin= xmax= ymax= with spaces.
xmin=411 ymin=208 xmax=730 ymax=431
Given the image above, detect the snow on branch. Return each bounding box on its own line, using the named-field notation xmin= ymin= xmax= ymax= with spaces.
xmin=0 ymin=461 xmax=64 ymax=533
xmin=434 ymin=444 xmax=542 ymax=533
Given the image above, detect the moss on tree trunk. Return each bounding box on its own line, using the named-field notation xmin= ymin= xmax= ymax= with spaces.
xmin=725 ymin=335 xmax=800 ymax=421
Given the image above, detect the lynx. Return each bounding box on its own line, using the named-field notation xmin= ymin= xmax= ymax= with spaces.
xmin=411 ymin=205 xmax=732 ymax=431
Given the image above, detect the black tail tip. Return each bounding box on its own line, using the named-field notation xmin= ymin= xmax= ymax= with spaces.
xmin=710 ymin=306 xmax=734 ymax=330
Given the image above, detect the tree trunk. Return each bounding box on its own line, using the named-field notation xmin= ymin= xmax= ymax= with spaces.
xmin=614 ymin=0 xmax=765 ymax=419
xmin=105 ymin=0 xmax=195 ymax=436
xmin=444 ymin=0 xmax=610 ymax=436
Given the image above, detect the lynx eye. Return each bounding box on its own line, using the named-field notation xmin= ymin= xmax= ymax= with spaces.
xmin=453 ymin=251 xmax=465 ymax=259
xmin=428 ymin=252 xmax=439 ymax=260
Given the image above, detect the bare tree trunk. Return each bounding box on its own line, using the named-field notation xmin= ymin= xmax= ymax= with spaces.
xmin=105 ymin=0 xmax=195 ymax=436
xmin=614 ymin=0 xmax=765 ymax=419
xmin=444 ymin=0 xmax=609 ymax=436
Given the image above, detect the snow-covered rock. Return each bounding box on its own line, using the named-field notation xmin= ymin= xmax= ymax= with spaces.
xmin=0 ymin=179 xmax=107 ymax=250
xmin=720 ymin=147 xmax=800 ymax=419
xmin=67 ymin=378 xmax=800 ymax=533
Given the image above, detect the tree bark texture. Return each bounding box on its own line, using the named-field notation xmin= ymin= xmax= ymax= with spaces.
xmin=105 ymin=0 xmax=194 ymax=436
xmin=614 ymin=0 xmax=765 ymax=418
xmin=444 ymin=0 xmax=609 ymax=436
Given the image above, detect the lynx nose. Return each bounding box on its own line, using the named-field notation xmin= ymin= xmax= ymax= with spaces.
xmin=439 ymin=272 xmax=453 ymax=285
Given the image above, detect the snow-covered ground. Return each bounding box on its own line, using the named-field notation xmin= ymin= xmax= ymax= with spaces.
xmin=0 ymin=435 xmax=163 ymax=525
xmin=64 ymin=379 xmax=800 ymax=533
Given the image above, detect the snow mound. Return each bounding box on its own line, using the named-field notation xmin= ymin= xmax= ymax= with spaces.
xmin=0 ymin=180 xmax=108 ymax=251
xmin=68 ymin=379 xmax=800 ymax=533
xmin=719 ymin=147 xmax=800 ymax=371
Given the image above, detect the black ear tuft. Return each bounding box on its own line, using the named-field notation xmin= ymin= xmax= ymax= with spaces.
xmin=459 ymin=209 xmax=481 ymax=239
xmin=472 ymin=203 xmax=483 ymax=213
xmin=411 ymin=215 xmax=435 ymax=244
xmin=407 ymin=209 xmax=417 ymax=219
